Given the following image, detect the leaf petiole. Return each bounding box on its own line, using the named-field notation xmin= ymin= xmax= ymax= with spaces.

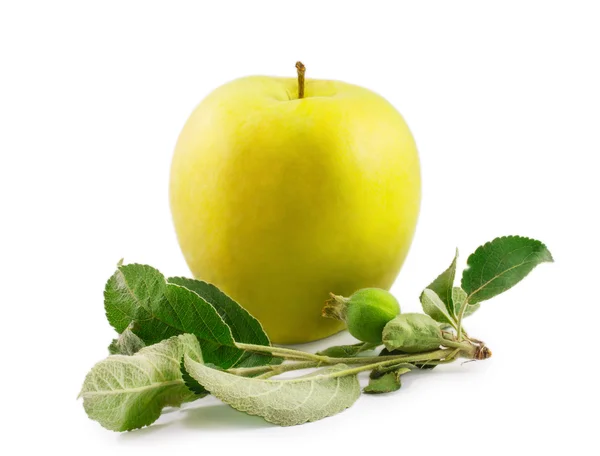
xmin=456 ymin=300 xmax=469 ymax=340
xmin=235 ymin=342 xmax=328 ymax=362
xmin=325 ymin=349 xmax=455 ymax=379
xmin=228 ymin=360 xmax=321 ymax=377
xmin=228 ymin=349 xmax=460 ymax=379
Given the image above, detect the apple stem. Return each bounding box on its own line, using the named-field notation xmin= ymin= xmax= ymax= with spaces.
xmin=295 ymin=61 xmax=306 ymax=99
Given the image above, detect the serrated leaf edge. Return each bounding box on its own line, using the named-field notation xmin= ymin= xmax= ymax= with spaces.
xmin=104 ymin=263 xmax=241 ymax=365
xmin=461 ymin=235 xmax=553 ymax=302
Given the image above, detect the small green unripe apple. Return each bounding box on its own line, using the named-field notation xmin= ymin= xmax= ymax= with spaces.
xmin=323 ymin=288 xmax=401 ymax=343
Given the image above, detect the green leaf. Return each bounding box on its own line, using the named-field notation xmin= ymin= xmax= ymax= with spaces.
xmin=152 ymin=283 xmax=243 ymax=367
xmin=104 ymin=264 xmax=246 ymax=369
xmin=383 ymin=313 xmax=443 ymax=353
xmin=79 ymin=334 xmax=203 ymax=432
xmin=316 ymin=342 xmax=379 ymax=358
xmin=464 ymin=302 xmax=480 ymax=318
xmin=451 ymin=286 xmax=480 ymax=318
xmin=452 ymin=287 xmax=468 ymax=318
xmin=180 ymin=359 xmax=208 ymax=397
xmin=461 ymin=236 xmax=553 ymax=304
xmin=364 ymin=368 xmax=410 ymax=394
xmin=104 ymin=264 xmax=178 ymax=342
xmin=426 ymin=248 xmax=458 ymax=317
xmin=378 ymin=348 xmax=436 ymax=370
xmin=184 ymin=356 xmax=361 ymax=426
xmin=108 ymin=326 xmax=145 ymax=355
xmin=370 ymin=361 xmax=414 ymax=378
xmin=168 ymin=277 xmax=274 ymax=367
xmin=420 ymin=289 xmax=456 ymax=327
xmin=451 ymin=285 xmax=481 ymax=325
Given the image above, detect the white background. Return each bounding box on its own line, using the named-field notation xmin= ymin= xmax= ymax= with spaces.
xmin=1 ymin=1 xmax=598 ymax=454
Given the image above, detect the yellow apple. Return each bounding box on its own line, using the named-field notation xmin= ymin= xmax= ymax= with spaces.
xmin=169 ymin=64 xmax=420 ymax=344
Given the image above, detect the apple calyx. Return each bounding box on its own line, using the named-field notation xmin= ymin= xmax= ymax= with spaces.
xmin=321 ymin=293 xmax=349 ymax=321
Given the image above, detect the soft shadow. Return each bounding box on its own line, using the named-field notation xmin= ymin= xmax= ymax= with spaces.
xmin=180 ymin=402 xmax=273 ymax=431
xmin=118 ymin=422 xmax=174 ymax=440
xmin=160 ymin=406 xmax=182 ymax=415
xmin=118 ymin=401 xmax=272 ymax=440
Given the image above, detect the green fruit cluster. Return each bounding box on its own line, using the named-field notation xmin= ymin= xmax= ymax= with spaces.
xmin=323 ymin=288 xmax=400 ymax=344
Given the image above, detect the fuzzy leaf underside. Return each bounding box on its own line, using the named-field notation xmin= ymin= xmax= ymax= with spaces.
xmin=426 ymin=249 xmax=458 ymax=317
xmin=108 ymin=327 xmax=146 ymax=355
xmin=184 ymin=356 xmax=361 ymax=426
xmin=383 ymin=313 xmax=443 ymax=353
xmin=451 ymin=286 xmax=480 ymax=318
xmin=464 ymin=302 xmax=480 ymax=317
xmin=168 ymin=276 xmax=273 ymax=367
xmin=451 ymin=287 xmax=468 ymax=318
xmin=104 ymin=264 xmax=244 ymax=368
xmin=316 ymin=342 xmax=379 ymax=358
xmin=79 ymin=334 xmax=203 ymax=432
xmin=461 ymin=236 xmax=553 ymax=304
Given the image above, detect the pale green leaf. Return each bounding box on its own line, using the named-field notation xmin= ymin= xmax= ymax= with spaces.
xmin=79 ymin=334 xmax=203 ymax=432
xmin=383 ymin=313 xmax=443 ymax=353
xmin=420 ymin=289 xmax=456 ymax=327
xmin=451 ymin=286 xmax=480 ymax=318
xmin=184 ymin=356 xmax=361 ymax=426
xmin=364 ymin=367 xmax=410 ymax=394
xmin=461 ymin=236 xmax=553 ymax=304
xmin=316 ymin=342 xmax=379 ymax=358
xmin=452 ymin=287 xmax=468 ymax=318
xmin=108 ymin=326 xmax=145 ymax=355
xmin=464 ymin=302 xmax=480 ymax=318
xmin=168 ymin=277 xmax=273 ymax=367
xmin=426 ymin=248 xmax=458 ymax=317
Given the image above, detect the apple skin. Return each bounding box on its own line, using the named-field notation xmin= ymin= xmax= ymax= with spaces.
xmin=169 ymin=75 xmax=420 ymax=344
